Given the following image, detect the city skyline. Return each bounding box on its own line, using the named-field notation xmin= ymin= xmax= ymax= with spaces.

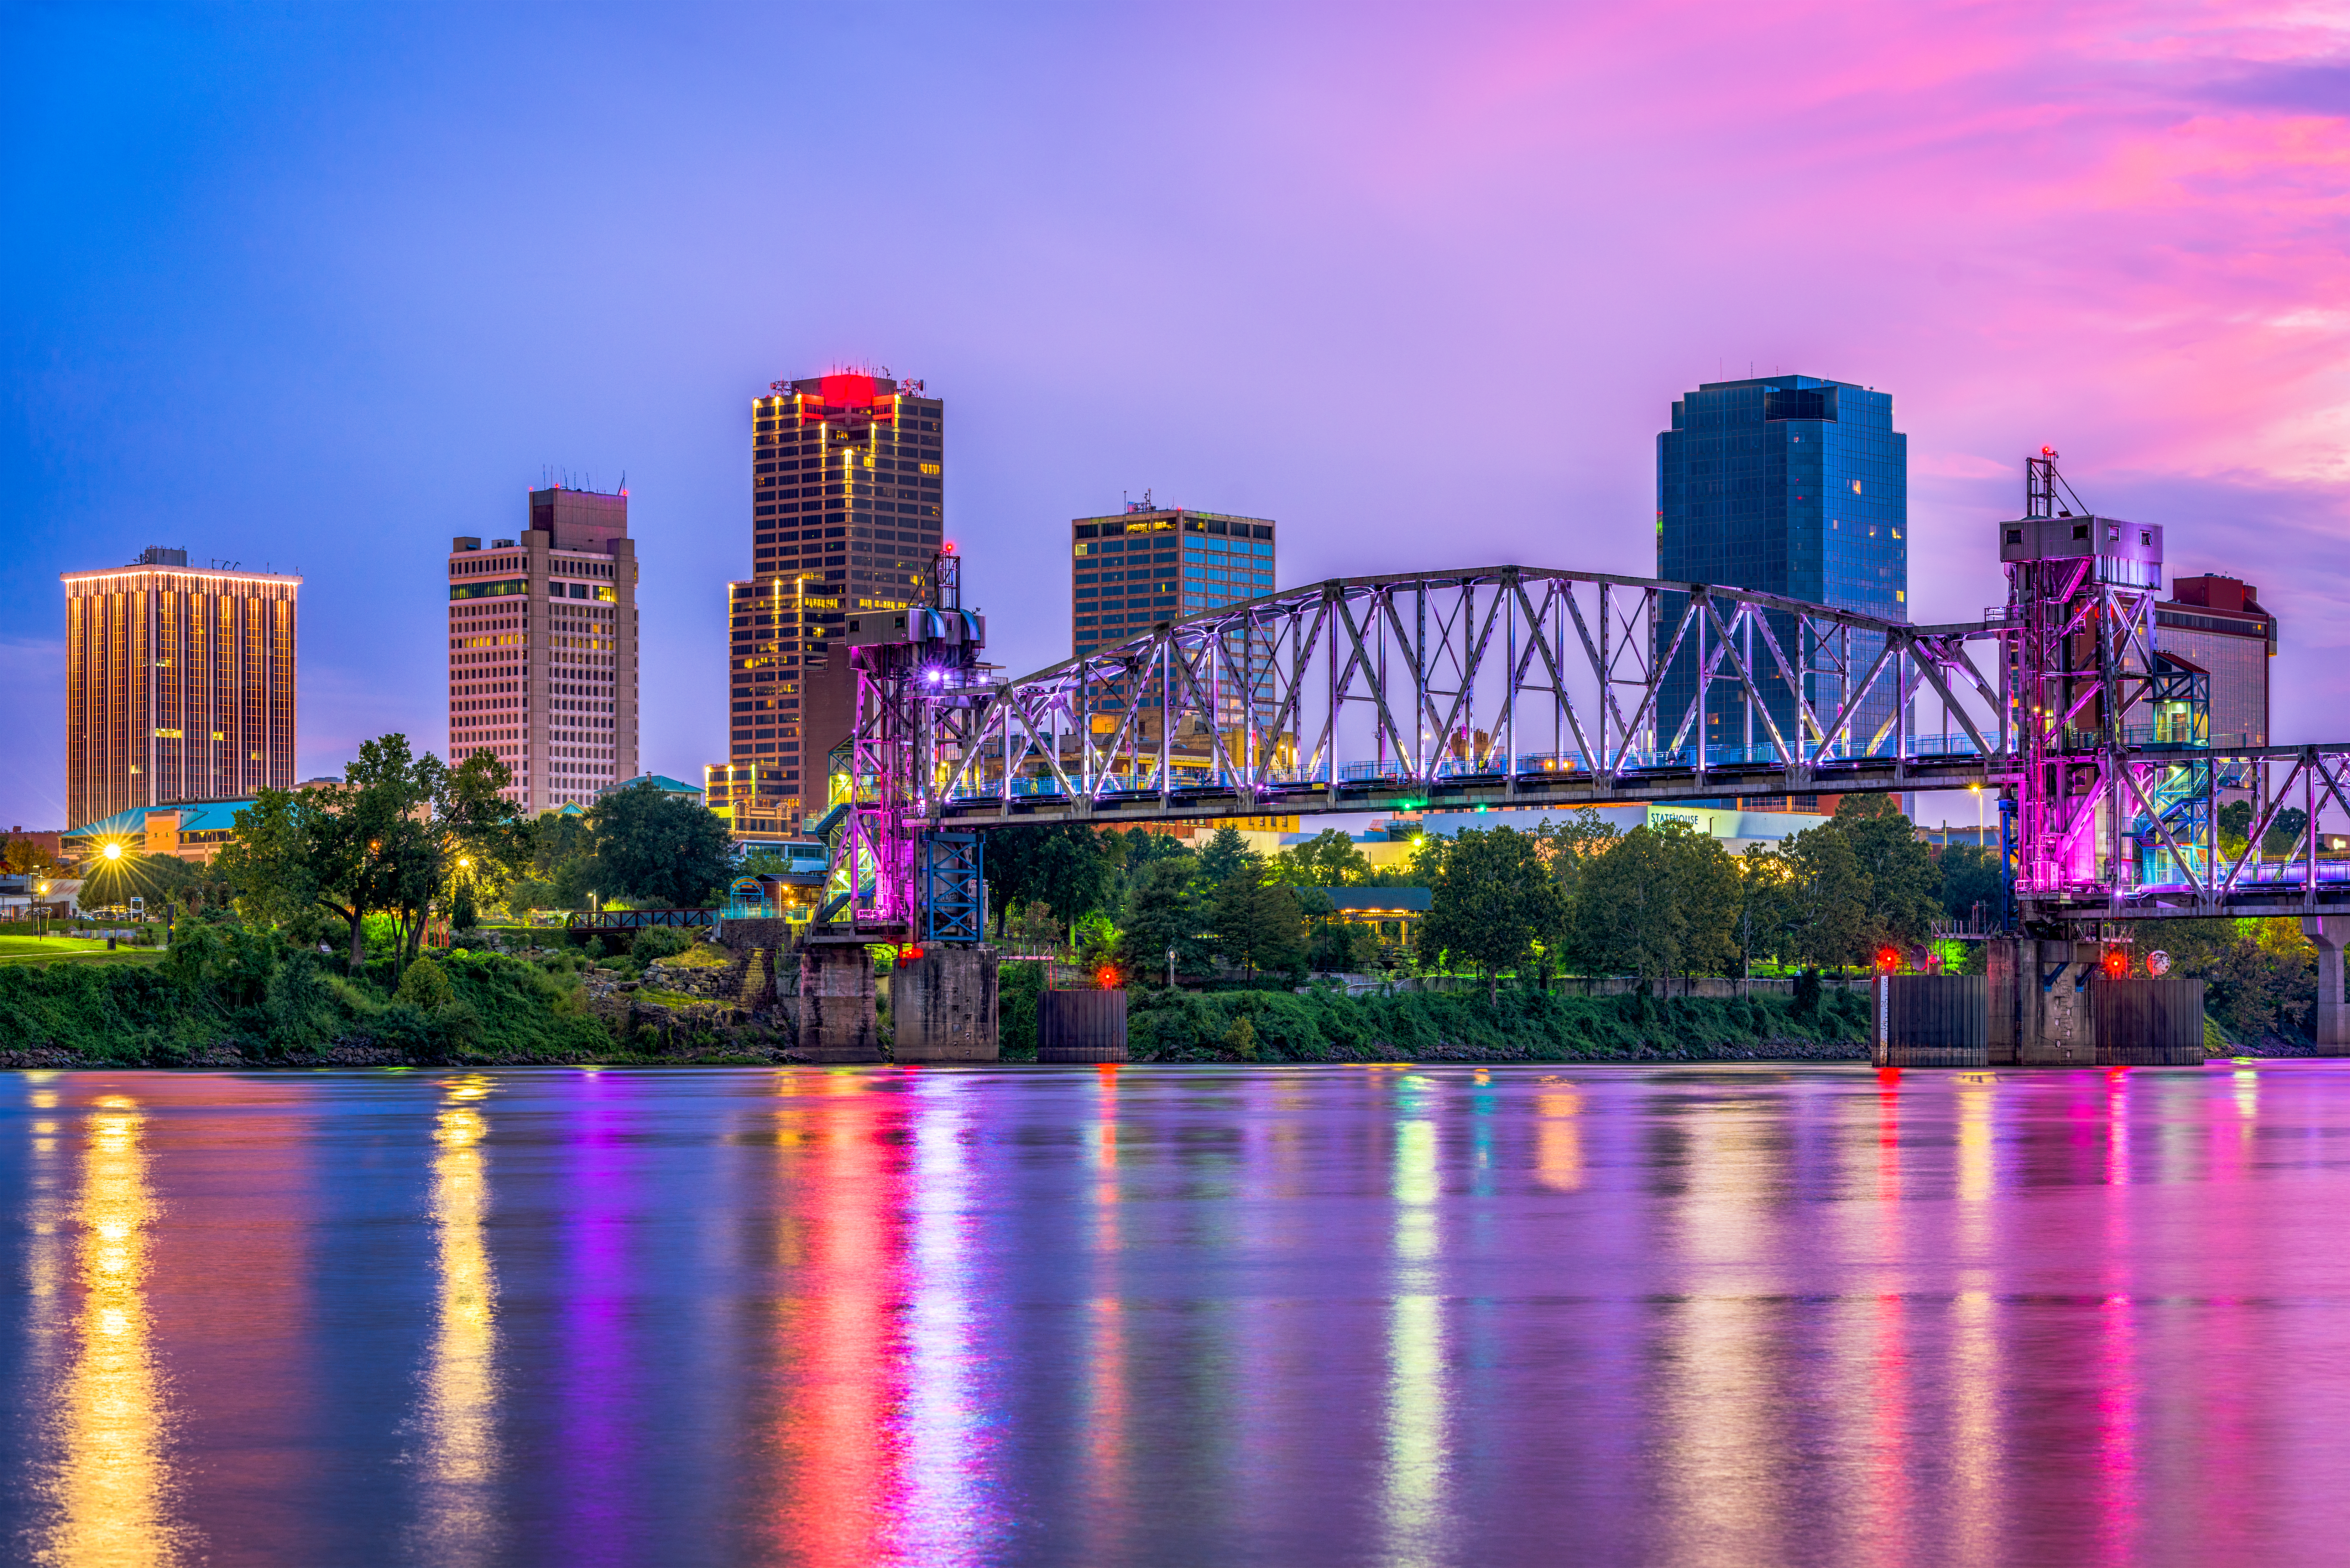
xmin=6 ymin=6 xmax=2347 ymax=828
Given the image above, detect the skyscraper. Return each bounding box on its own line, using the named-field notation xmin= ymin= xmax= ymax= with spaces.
xmin=447 ymin=484 xmax=638 ymax=816
xmin=1070 ymin=500 xmax=1275 ymax=659
xmin=708 ymin=372 xmax=944 ymax=842
xmin=62 ymin=547 xmax=300 ymax=829
xmin=1655 ymin=375 xmax=1907 ymax=766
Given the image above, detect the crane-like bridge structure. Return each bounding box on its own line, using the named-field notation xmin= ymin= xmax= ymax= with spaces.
xmin=800 ymin=457 xmax=2350 ymax=1060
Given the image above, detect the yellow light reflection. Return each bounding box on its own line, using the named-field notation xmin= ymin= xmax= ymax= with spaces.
xmin=45 ymin=1093 xmax=190 ymax=1566
xmin=419 ymin=1075 xmax=498 ymax=1558
xmin=1660 ymin=1098 xmax=1786 ymax=1563
xmin=1535 ymin=1087 xmax=1583 ymax=1192
xmin=1381 ymin=1087 xmax=1444 ymax=1560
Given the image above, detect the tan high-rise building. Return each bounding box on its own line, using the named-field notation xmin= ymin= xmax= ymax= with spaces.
xmin=62 ymin=547 xmax=300 ymax=830
xmin=706 ymin=372 xmax=942 ymax=841
xmin=448 ymin=486 xmax=638 ymax=816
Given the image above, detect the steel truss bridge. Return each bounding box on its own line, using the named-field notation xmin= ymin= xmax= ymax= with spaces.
xmin=832 ymin=559 xmax=2350 ymax=935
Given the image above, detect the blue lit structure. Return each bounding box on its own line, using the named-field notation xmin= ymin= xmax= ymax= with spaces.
xmin=1655 ymin=376 xmax=1907 ymax=763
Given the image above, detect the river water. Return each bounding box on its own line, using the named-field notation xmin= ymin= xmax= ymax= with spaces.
xmin=2 ymin=1063 xmax=2347 ymax=1566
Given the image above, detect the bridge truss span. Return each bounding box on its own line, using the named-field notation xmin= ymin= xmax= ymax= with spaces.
xmin=928 ymin=566 xmax=2012 ymax=828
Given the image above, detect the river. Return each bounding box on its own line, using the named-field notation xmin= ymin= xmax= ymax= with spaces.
xmin=2 ymin=1062 xmax=2346 ymax=1566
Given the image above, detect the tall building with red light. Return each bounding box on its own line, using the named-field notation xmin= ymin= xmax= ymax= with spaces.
xmin=707 ymin=372 xmax=944 ymax=842
xmin=447 ymin=485 xmax=639 ymax=816
xmin=61 ymin=547 xmax=300 ymax=829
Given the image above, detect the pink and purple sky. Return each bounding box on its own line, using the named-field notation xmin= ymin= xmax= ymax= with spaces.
xmin=4 ymin=2 xmax=2345 ymax=829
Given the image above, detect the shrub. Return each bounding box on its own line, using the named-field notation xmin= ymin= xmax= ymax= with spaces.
xmin=999 ymin=961 xmax=1042 ymax=1058
xmin=1223 ymin=1015 xmax=1258 ymax=1059
xmin=396 ymin=955 xmax=457 ymax=1011
xmin=631 ymin=927 xmax=693 ymax=964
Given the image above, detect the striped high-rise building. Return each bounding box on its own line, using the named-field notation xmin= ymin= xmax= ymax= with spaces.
xmin=709 ymin=372 xmax=942 ymax=842
xmin=61 ymin=547 xmax=300 ymax=830
xmin=447 ymin=485 xmax=639 ymax=816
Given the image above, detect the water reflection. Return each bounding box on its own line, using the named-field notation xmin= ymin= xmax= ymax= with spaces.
xmin=1380 ymin=1073 xmax=1444 ymax=1564
xmin=7 ymin=1064 xmax=2350 ymax=1565
xmin=414 ymin=1074 xmax=499 ymax=1563
xmin=894 ymin=1070 xmax=1001 ymax=1565
xmin=42 ymin=1091 xmax=187 ymax=1567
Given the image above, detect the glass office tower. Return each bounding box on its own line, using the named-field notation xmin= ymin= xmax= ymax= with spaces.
xmin=1655 ymin=375 xmax=1907 ymax=767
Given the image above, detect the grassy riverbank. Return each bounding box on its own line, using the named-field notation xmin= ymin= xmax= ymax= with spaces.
xmin=0 ymin=930 xmax=1879 ymax=1067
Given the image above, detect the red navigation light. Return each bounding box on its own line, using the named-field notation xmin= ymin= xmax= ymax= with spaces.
xmin=2041 ymin=445 xmax=2055 ymax=456
xmin=2103 ymin=948 xmax=2130 ymax=978
xmin=941 ymin=540 xmax=957 ymax=555
xmin=1875 ymin=946 xmax=1901 ymax=974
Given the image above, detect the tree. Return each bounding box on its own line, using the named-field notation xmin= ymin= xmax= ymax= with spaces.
xmin=2264 ymin=807 xmax=2312 ymax=857
xmin=981 ymin=823 xmax=1115 ymax=943
xmin=1116 ymin=853 xmax=1214 ymax=985
xmin=1210 ymin=871 xmax=1307 ymax=985
xmin=1937 ymin=844 xmax=2003 ymax=928
xmin=1780 ymin=824 xmax=1873 ymax=971
xmin=1827 ymin=795 xmax=1942 ymax=948
xmin=0 ymin=835 xmax=63 ymax=876
xmin=1659 ymin=823 xmax=1743 ymax=980
xmin=1265 ymin=829 xmax=1372 ymax=890
xmin=588 ymin=781 xmax=735 ymax=908
xmin=1196 ymin=825 xmax=1262 ymax=888
xmin=216 ymin=735 xmax=524 ymax=976
xmin=2162 ymin=917 xmax=2314 ymax=1043
xmin=1309 ymin=914 xmax=1380 ymax=974
xmin=1574 ymin=827 xmax=1688 ymax=986
xmin=1738 ymin=841 xmax=1797 ymax=973
xmin=1422 ymin=826 xmax=1565 ymax=1001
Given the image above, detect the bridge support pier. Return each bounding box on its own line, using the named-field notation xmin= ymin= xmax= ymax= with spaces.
xmin=798 ymin=932 xmax=885 ymax=1063
xmin=892 ymin=947 xmax=1000 ymax=1062
xmin=2301 ymin=917 xmax=2350 ymax=1054
xmin=1990 ymin=938 xmax=2098 ymax=1066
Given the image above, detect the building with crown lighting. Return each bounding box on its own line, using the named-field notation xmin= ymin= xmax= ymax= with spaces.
xmin=61 ymin=547 xmax=300 ymax=830
xmin=709 ymin=372 xmax=944 ymax=842
xmin=447 ymin=485 xmax=638 ymax=816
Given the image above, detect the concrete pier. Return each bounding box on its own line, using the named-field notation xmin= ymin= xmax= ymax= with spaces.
xmin=797 ymin=933 xmax=884 ymax=1063
xmin=2302 ymin=916 xmax=2350 ymax=1054
xmin=1988 ymin=937 xmax=2205 ymax=1066
xmin=892 ymin=947 xmax=1001 ymax=1062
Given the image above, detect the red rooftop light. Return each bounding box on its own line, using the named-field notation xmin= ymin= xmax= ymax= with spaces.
xmin=820 ymin=372 xmax=878 ymax=409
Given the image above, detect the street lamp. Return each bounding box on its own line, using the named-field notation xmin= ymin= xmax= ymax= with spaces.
xmin=1969 ymin=783 xmax=1984 ymax=847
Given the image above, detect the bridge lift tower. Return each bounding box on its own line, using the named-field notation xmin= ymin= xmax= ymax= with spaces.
xmin=2000 ymin=447 xmax=2211 ymax=907
xmin=801 ymin=547 xmax=1002 ymax=1062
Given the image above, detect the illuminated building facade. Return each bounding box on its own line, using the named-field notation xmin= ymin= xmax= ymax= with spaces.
xmin=2155 ymin=574 xmax=2273 ymax=750
xmin=712 ymin=372 xmax=943 ymax=841
xmin=61 ymin=547 xmax=299 ymax=830
xmin=448 ymin=485 xmax=638 ymax=816
xmin=1655 ymin=375 xmax=1907 ymax=762
xmin=1070 ymin=503 xmax=1278 ymax=738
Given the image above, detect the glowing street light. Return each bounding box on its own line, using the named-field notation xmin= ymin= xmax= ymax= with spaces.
xmin=102 ymin=842 xmax=123 ymax=861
